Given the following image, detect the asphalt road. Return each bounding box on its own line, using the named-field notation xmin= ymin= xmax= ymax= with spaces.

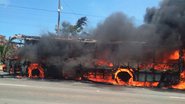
xmin=0 ymin=77 xmax=185 ymax=104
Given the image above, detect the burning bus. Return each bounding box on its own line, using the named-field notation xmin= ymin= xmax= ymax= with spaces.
xmin=1 ymin=0 xmax=185 ymax=90
xmin=77 ymin=41 xmax=185 ymax=89
xmin=2 ymin=34 xmax=185 ymax=90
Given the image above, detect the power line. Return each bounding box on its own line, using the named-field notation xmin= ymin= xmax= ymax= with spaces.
xmin=0 ymin=2 xmax=106 ymax=31
xmin=62 ymin=11 xmax=105 ymax=18
xmin=0 ymin=20 xmax=41 ymax=27
xmin=61 ymin=0 xmax=105 ymax=18
xmin=0 ymin=4 xmax=105 ymax=18
xmin=63 ymin=0 xmax=76 ymax=14
xmin=4 ymin=4 xmax=56 ymax=12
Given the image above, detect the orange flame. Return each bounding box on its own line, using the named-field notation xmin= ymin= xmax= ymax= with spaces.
xmin=85 ymin=68 xmax=159 ymax=88
xmin=114 ymin=68 xmax=134 ymax=85
xmin=114 ymin=68 xmax=159 ymax=87
xmin=28 ymin=63 xmax=44 ymax=79
xmin=81 ymin=49 xmax=185 ymax=90
xmin=84 ymin=72 xmax=116 ymax=84
xmin=172 ymin=70 xmax=185 ymax=90
xmin=139 ymin=63 xmax=173 ymax=70
xmin=170 ymin=50 xmax=179 ymax=60
xmin=96 ymin=59 xmax=113 ymax=67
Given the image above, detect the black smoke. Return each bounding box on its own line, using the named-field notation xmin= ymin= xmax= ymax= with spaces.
xmin=93 ymin=12 xmax=144 ymax=64
xmin=18 ymin=34 xmax=95 ymax=78
xmin=92 ymin=0 xmax=185 ymax=64
xmin=94 ymin=12 xmax=136 ymax=42
xmin=144 ymin=0 xmax=185 ymax=47
xmin=18 ymin=0 xmax=185 ymax=73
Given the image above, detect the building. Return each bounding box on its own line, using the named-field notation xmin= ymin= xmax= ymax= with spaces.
xmin=0 ymin=35 xmax=7 ymax=45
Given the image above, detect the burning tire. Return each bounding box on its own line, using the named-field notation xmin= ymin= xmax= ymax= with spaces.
xmin=28 ymin=63 xmax=44 ymax=79
xmin=114 ymin=68 xmax=134 ymax=85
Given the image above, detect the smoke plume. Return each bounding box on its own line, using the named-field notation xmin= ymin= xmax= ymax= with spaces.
xmin=18 ymin=34 xmax=94 ymax=77
xmin=144 ymin=0 xmax=185 ymax=47
xmin=93 ymin=12 xmax=144 ymax=64
xmin=18 ymin=0 xmax=185 ymax=73
xmin=92 ymin=0 xmax=185 ymax=63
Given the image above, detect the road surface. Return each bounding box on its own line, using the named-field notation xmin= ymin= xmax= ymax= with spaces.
xmin=0 ymin=77 xmax=185 ymax=104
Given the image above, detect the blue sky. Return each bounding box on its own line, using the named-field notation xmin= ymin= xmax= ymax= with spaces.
xmin=0 ymin=0 xmax=160 ymax=37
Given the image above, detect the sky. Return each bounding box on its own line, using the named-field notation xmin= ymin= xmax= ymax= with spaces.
xmin=0 ymin=0 xmax=161 ymax=37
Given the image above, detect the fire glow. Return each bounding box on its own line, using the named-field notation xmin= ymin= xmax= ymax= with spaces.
xmin=170 ymin=50 xmax=179 ymax=60
xmin=96 ymin=59 xmax=113 ymax=67
xmin=25 ymin=48 xmax=185 ymax=90
xmin=172 ymin=70 xmax=185 ymax=90
xmin=83 ymin=50 xmax=185 ymax=90
xmin=28 ymin=63 xmax=44 ymax=79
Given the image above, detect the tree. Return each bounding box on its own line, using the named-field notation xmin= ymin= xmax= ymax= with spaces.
xmin=74 ymin=16 xmax=87 ymax=33
xmin=0 ymin=45 xmax=10 ymax=63
xmin=60 ymin=21 xmax=72 ymax=37
xmin=0 ymin=42 xmax=15 ymax=63
xmin=56 ymin=16 xmax=87 ymax=36
xmin=0 ymin=45 xmax=4 ymax=62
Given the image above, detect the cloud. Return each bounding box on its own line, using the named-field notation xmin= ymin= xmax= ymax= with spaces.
xmin=0 ymin=0 xmax=10 ymax=6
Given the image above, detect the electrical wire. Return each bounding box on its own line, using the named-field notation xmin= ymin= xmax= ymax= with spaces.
xmin=0 ymin=4 xmax=105 ymax=18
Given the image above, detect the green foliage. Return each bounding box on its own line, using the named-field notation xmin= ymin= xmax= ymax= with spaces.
xmin=56 ymin=16 xmax=87 ymax=36
xmin=74 ymin=17 xmax=87 ymax=33
xmin=0 ymin=43 xmax=14 ymax=63
xmin=0 ymin=45 xmax=4 ymax=56
xmin=0 ymin=45 xmax=5 ymax=62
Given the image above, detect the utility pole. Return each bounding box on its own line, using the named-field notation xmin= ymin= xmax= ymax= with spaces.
xmin=57 ymin=0 xmax=61 ymax=34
